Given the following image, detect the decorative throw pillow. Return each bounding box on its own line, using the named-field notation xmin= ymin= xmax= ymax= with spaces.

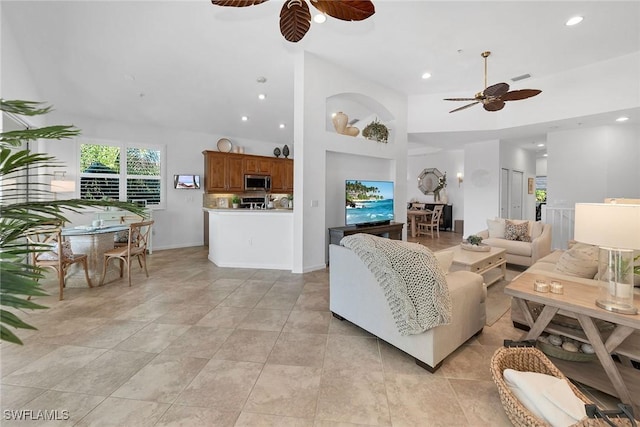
xmin=114 ymin=230 xmax=129 ymax=243
xmin=505 ymin=220 xmax=530 ymax=242
xmin=553 ymin=243 xmax=599 ymax=278
xmin=487 ymin=218 xmax=506 ymax=238
xmin=434 ymin=250 xmax=454 ymax=275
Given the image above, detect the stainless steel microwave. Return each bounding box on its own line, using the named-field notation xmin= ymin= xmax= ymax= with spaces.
xmin=244 ymin=175 xmax=271 ymax=191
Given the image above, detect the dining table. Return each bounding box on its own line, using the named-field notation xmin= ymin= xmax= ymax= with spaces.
xmin=61 ymin=224 xmax=129 ymax=287
xmin=406 ymin=208 xmax=432 ymax=238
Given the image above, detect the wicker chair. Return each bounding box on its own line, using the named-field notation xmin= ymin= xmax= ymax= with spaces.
xmin=417 ymin=204 xmax=443 ymax=238
xmin=99 ymin=220 xmax=153 ymax=287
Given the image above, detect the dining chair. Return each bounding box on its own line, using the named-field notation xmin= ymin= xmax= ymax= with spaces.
xmin=417 ymin=204 xmax=444 ymax=238
xmin=99 ymin=220 xmax=154 ymax=287
xmin=24 ymin=223 xmax=92 ymax=300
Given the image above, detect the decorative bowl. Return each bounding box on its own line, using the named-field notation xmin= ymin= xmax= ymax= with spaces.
xmin=461 ymin=242 xmax=491 ymax=252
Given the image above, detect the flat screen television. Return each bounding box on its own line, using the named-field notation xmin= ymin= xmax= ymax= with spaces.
xmin=345 ymin=180 xmax=394 ymax=226
xmin=173 ymin=174 xmax=200 ymax=189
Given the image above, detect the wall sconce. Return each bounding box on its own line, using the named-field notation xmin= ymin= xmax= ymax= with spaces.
xmin=457 ymin=172 xmax=464 ymax=187
xmin=50 ymin=171 xmax=76 ymax=194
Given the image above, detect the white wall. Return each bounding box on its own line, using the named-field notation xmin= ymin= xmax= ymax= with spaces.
xmin=463 ymin=140 xmax=501 ymax=236
xmin=499 ymin=142 xmax=537 ymax=220
xmin=294 ymin=52 xmax=408 ymax=273
xmin=536 ymin=158 xmax=548 ymax=177
xmin=547 ymin=124 xmax=640 ymax=207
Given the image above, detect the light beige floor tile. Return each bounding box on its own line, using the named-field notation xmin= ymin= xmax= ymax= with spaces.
xmin=1 ymin=390 xmax=105 ymax=427
xmin=255 ymin=293 xmax=299 ymax=310
xmin=114 ymin=323 xmax=190 ymax=353
xmin=115 ymin=301 xmax=176 ymax=322
xmin=0 ymin=342 xmax=59 ymax=377
xmin=436 ymin=343 xmax=493 ymax=381
xmin=244 ymin=364 xmax=322 ymax=418
xmin=196 ymin=306 xmax=251 ymax=329
xmin=28 ymin=316 xmax=107 ymax=345
xmin=70 ymin=320 xmax=148 ymax=349
xmin=2 ymin=346 xmax=107 ymax=388
xmin=249 ymin=269 xmax=285 ymax=282
xmin=112 ymin=354 xmax=208 ymax=403
xmin=213 ymin=329 xmax=279 ymax=363
xmin=0 ymin=384 xmax=46 ymax=410
xmin=161 ymin=326 xmax=233 ymax=359
xmin=385 ymin=373 xmax=468 ymax=426
xmin=313 ymin=421 xmax=377 ymax=427
xmin=235 ymin=412 xmax=313 ymax=426
xmin=175 ymin=359 xmax=262 ymax=410
xmin=294 ymin=289 xmax=329 ymax=311
xmin=219 ymin=289 xmax=268 ymax=308
xmin=323 ymin=335 xmax=383 ymax=374
xmin=316 ymin=369 xmax=390 ymax=426
xmin=52 ymin=349 xmax=155 ymax=395
xmin=237 ymin=309 xmax=290 ymax=332
xmin=282 ymin=310 xmax=331 ymax=334
xmin=154 ymin=304 xmax=213 ymax=325
xmin=378 ymin=340 xmax=432 ymax=376
xmin=239 ymin=279 xmax=276 ymax=292
xmin=188 ymin=288 xmax=235 ymax=306
xmin=267 ymin=333 xmax=327 ymax=367
xmin=328 ymin=317 xmax=375 ymax=337
xmin=449 ymin=378 xmax=513 ymax=426
xmin=155 ymin=405 xmax=238 ymax=426
xmin=74 ymin=397 xmax=169 ymax=427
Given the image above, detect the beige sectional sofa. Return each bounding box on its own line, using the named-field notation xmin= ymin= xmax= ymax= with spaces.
xmin=476 ymin=218 xmax=552 ymax=267
xmin=329 ymin=243 xmax=486 ymax=372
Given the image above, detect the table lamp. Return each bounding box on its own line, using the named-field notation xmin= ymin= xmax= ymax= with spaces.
xmin=574 ymin=202 xmax=640 ymax=314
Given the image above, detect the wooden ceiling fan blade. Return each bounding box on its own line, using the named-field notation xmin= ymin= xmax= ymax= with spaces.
xmin=211 ymin=0 xmax=269 ymax=6
xmin=501 ymin=89 xmax=542 ymax=101
xmin=443 ymin=97 xmax=478 ymax=101
xmin=449 ymin=102 xmax=479 ymax=113
xmin=483 ymin=82 xmax=509 ymax=97
xmin=311 ymin=0 xmax=375 ymax=21
xmin=483 ymin=100 xmax=505 ymax=111
xmin=280 ymin=0 xmax=311 ymax=42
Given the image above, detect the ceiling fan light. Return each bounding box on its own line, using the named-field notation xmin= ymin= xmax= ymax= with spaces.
xmin=313 ymin=13 xmax=326 ymax=23
xmin=565 ymin=16 xmax=583 ymax=26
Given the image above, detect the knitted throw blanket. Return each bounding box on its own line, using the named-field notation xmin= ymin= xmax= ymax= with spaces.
xmin=341 ymin=234 xmax=451 ymax=335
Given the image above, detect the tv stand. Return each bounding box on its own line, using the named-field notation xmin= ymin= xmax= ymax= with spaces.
xmin=328 ymin=222 xmax=404 ymax=248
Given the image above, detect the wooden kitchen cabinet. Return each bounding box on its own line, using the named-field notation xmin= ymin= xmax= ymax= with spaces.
xmin=283 ymin=159 xmax=293 ymax=191
xmin=203 ymin=151 xmax=244 ymax=192
xmin=270 ymin=158 xmax=293 ymax=193
xmin=244 ymin=157 xmax=271 ymax=174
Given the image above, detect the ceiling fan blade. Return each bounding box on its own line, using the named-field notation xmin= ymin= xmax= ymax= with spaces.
xmin=483 ymin=99 xmax=505 ymax=112
xmin=483 ymin=82 xmax=509 ymax=97
xmin=443 ymin=97 xmax=478 ymax=101
xmin=449 ymin=102 xmax=479 ymax=113
xmin=211 ymin=0 xmax=268 ymax=6
xmin=280 ymin=0 xmax=311 ymax=42
xmin=311 ymin=0 xmax=375 ymax=21
xmin=501 ymin=89 xmax=542 ymax=101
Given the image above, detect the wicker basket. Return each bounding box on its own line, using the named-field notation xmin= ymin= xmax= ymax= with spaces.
xmin=490 ymin=346 xmax=636 ymax=426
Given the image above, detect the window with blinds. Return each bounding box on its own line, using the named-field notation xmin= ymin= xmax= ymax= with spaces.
xmin=79 ymin=142 xmax=163 ymax=207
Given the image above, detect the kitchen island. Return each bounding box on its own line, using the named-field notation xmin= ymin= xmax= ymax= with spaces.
xmin=203 ymin=208 xmax=293 ymax=270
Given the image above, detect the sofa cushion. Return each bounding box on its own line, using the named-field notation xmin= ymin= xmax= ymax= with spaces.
xmin=530 ymin=221 xmax=544 ymax=239
xmin=434 ymin=250 xmax=454 ymax=274
xmin=537 ymin=250 xmax=564 ymax=265
xmin=487 ymin=218 xmax=506 ymax=238
xmin=483 ymin=238 xmax=533 ymax=257
xmin=553 ymin=243 xmax=599 ymax=279
xmin=505 ymin=220 xmax=530 ymax=242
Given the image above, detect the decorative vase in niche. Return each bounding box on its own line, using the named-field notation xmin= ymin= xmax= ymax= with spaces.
xmin=282 ymin=145 xmax=290 ymax=158
xmin=332 ymin=112 xmax=348 ymax=134
xmin=273 ymin=147 xmax=281 ymax=157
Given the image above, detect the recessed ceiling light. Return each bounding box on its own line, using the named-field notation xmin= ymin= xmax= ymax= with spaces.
xmin=421 ymin=72 xmax=432 ymax=80
xmin=241 ymin=116 xmax=248 ymax=122
xmin=279 ymin=123 xmax=286 ymax=129
xmin=543 ymin=153 xmax=548 ymax=157
xmin=616 ymin=116 xmax=629 ymax=122
xmin=313 ymin=13 xmax=326 ymax=23
xmin=258 ymin=94 xmax=266 ymax=100
xmin=537 ymin=143 xmax=545 ymax=147
xmin=565 ymin=16 xmax=583 ymax=26
xmin=256 ymin=76 xmax=267 ymax=83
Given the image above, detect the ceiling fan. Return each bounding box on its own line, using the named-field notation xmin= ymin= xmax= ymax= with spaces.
xmin=210 ymin=0 xmax=375 ymax=43
xmin=444 ymin=51 xmax=542 ymax=113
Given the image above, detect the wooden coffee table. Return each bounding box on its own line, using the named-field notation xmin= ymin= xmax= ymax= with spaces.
xmin=448 ymin=245 xmax=507 ymax=286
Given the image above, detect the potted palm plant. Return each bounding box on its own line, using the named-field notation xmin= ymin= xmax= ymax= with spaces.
xmin=0 ymin=99 xmax=145 ymax=345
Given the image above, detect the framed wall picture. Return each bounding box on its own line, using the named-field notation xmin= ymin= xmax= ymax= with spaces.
xmin=528 ymin=177 xmax=534 ymax=194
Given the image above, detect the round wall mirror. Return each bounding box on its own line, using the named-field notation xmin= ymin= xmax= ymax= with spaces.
xmin=418 ymin=168 xmax=443 ymax=194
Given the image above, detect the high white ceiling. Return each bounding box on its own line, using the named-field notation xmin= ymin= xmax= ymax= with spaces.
xmin=3 ymin=1 xmax=639 ymax=154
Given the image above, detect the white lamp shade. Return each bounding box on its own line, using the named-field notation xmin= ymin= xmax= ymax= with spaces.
xmin=574 ymin=203 xmax=640 ymax=250
xmin=50 ymin=180 xmax=76 ymax=193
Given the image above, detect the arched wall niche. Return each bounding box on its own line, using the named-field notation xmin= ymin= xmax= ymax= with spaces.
xmin=326 ymin=92 xmax=395 ymax=142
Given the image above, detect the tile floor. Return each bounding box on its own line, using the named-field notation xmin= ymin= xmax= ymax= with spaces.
xmin=0 ymin=236 xmax=619 ymax=426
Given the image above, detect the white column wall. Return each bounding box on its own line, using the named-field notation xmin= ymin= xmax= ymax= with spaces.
xmin=463 ymin=140 xmax=501 ymax=236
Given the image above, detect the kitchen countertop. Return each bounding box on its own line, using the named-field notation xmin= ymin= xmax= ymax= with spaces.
xmin=203 ymin=207 xmax=293 ymax=213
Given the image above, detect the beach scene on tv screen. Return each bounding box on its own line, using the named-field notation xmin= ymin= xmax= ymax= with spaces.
xmin=345 ymin=180 xmax=394 ymax=225
xmin=175 ymin=175 xmax=199 ymax=189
